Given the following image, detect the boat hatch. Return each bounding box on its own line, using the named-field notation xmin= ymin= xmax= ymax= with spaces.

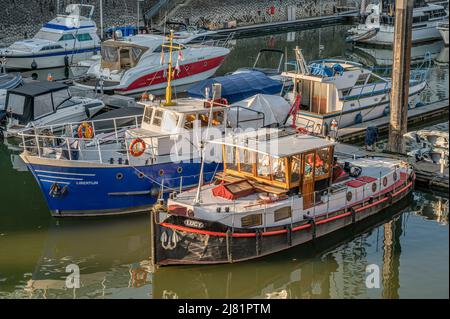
xmin=6 ymin=81 xmax=72 ymax=124
xmin=211 ymin=128 xmax=336 ymax=206
xmin=101 ymin=42 xmax=148 ymax=71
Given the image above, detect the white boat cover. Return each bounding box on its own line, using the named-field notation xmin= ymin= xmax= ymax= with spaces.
xmin=228 ymin=94 xmax=291 ymax=130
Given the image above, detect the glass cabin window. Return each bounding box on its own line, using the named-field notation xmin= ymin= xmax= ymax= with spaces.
xmin=290 ymin=155 xmax=301 ymax=184
xmin=238 ymin=149 xmax=253 ymax=174
xmin=184 ymin=114 xmax=197 ymax=129
xmin=225 ymin=146 xmax=238 ymax=171
xmin=34 ymin=93 xmax=54 ymax=118
xmin=272 ymin=157 xmax=286 ymax=183
xmin=7 ymin=94 xmax=25 ymax=115
xmin=59 ymin=34 xmax=75 ymax=41
xmin=52 ymin=89 xmax=71 ymax=108
xmin=143 ymin=107 xmax=153 ymax=124
xmin=101 ymin=46 xmax=119 ymax=62
xmin=315 ymin=148 xmax=330 ymax=178
xmin=76 ymin=33 xmax=93 ymax=41
xmin=257 ymin=153 xmax=271 ymax=179
xmin=152 ymin=109 xmax=164 ymax=127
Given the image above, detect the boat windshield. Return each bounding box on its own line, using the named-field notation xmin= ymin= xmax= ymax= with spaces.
xmin=34 ymin=30 xmax=60 ymax=42
xmin=101 ymin=44 xmax=146 ymax=70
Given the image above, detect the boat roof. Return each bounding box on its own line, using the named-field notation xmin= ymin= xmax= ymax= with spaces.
xmin=103 ymin=35 xmax=172 ymax=50
xmin=139 ymin=98 xmax=228 ymax=114
xmin=8 ymin=81 xmax=67 ymax=97
xmin=209 ymin=128 xmax=336 ymax=158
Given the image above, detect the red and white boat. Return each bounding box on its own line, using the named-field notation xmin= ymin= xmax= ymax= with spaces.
xmin=150 ymin=127 xmax=415 ymax=266
xmin=74 ymin=33 xmax=230 ymax=96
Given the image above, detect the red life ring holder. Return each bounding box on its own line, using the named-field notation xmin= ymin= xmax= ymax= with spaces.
xmin=129 ymin=138 xmax=146 ymax=157
xmin=297 ymin=127 xmax=308 ymax=134
xmin=77 ymin=122 xmax=94 ymax=139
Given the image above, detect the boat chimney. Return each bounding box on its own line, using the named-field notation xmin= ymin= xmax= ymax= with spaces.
xmin=212 ymin=83 xmax=222 ymax=100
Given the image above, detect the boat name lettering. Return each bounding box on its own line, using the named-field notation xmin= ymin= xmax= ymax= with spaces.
xmin=184 ymin=219 xmax=204 ymax=229
xmin=76 ymin=181 xmax=99 ymax=185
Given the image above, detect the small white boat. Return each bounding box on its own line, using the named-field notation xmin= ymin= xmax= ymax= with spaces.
xmin=74 ymin=32 xmax=230 ymax=96
xmin=437 ymin=21 xmax=449 ymax=46
xmin=0 ymin=4 xmax=100 ymax=70
xmin=281 ymin=47 xmax=427 ymax=130
xmin=347 ymin=2 xmax=448 ymax=46
xmin=151 ymin=127 xmax=415 ymax=266
xmin=3 ymin=81 xmax=104 ymax=137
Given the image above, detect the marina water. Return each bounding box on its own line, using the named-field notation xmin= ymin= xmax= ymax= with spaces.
xmin=0 ymin=25 xmax=448 ymax=299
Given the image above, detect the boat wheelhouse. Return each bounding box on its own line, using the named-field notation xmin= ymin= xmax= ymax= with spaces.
xmin=3 ymin=81 xmax=104 ymax=137
xmin=347 ymin=1 xmax=448 ymax=46
xmin=74 ymin=31 xmax=230 ymax=96
xmin=151 ymin=128 xmax=415 ymax=266
xmin=0 ymin=4 xmax=100 ymax=70
xmin=281 ymin=48 xmax=426 ymax=131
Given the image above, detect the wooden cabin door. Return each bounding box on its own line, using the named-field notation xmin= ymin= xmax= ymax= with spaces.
xmin=301 ymin=151 xmax=315 ymax=209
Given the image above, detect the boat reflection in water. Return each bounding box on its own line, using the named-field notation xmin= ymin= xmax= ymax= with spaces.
xmin=21 ymin=215 xmax=152 ymax=299
xmin=346 ymin=41 xmax=444 ymax=68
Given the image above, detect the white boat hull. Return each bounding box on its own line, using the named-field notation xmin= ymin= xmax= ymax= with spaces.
xmin=438 ymin=25 xmax=449 ymax=46
xmin=2 ymin=48 xmax=99 ymax=70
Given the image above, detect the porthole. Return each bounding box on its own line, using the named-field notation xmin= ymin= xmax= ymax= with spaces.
xmin=177 ymin=167 xmax=183 ymax=174
xmin=204 ymin=62 xmax=208 ymax=67
xmin=346 ymin=191 xmax=353 ymax=202
xmin=116 ymin=172 xmax=124 ymax=180
xmin=138 ymin=172 xmax=145 ymax=179
xmin=372 ymin=183 xmax=377 ymax=192
xmin=159 ymin=169 xmax=164 ymax=176
xmin=383 ymin=177 xmax=388 ymax=187
xmin=393 ymin=172 xmax=398 ymax=181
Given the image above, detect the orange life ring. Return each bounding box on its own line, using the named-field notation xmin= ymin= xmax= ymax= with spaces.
xmin=77 ymin=122 xmax=94 ymax=139
xmin=129 ymin=138 xmax=146 ymax=157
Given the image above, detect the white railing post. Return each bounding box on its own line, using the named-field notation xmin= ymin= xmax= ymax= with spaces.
xmin=96 ymin=139 xmax=103 ymax=163
xmin=65 ymin=137 xmax=72 ymax=161
xmin=35 ymin=135 xmax=41 ymax=157
xmin=179 ymin=176 xmax=183 ymax=194
xmin=113 ymin=118 xmax=119 ymax=143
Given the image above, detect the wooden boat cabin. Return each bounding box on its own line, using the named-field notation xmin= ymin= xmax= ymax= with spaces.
xmin=213 ymin=128 xmax=336 ymax=209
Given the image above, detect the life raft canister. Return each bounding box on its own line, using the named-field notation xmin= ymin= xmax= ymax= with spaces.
xmin=77 ymin=122 xmax=94 ymax=139
xmin=129 ymin=138 xmax=146 ymax=157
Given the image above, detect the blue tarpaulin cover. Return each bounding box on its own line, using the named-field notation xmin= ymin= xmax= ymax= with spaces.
xmin=187 ymin=71 xmax=283 ymax=104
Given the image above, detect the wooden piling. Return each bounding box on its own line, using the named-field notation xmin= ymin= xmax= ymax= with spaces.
xmin=387 ymin=0 xmax=414 ymax=154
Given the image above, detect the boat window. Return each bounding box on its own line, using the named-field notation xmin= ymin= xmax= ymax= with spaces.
xmin=225 ymin=146 xmax=238 ymax=171
xmin=76 ymin=33 xmax=93 ymax=42
xmin=355 ymin=73 xmax=369 ymax=86
xmin=274 ymin=207 xmax=292 ymax=222
xmin=41 ymin=45 xmax=63 ymax=51
xmin=315 ymin=148 xmax=330 ymax=178
xmin=153 ymin=45 xmax=164 ymax=53
xmin=161 ymin=111 xmax=180 ymax=133
xmin=131 ymin=47 xmax=144 ymax=62
xmin=101 ymin=46 xmax=119 ymax=62
xmin=272 ymin=157 xmax=286 ymax=183
xmin=257 ymin=153 xmax=271 ymax=179
xmin=59 ymin=34 xmax=75 ymax=41
xmin=184 ymin=114 xmax=197 ymax=129
xmin=52 ymin=89 xmax=71 ymax=108
xmin=241 ymin=214 xmax=262 ymax=227
xmin=34 ymin=93 xmax=54 ymax=118
xmin=304 ymin=153 xmax=315 ymax=180
xmin=238 ymin=149 xmax=253 ymax=174
xmin=6 ymin=94 xmax=25 ymax=115
xmin=152 ymin=109 xmax=164 ymax=127
xmin=143 ymin=107 xmax=153 ymax=124
xmin=367 ymin=74 xmax=385 ymax=84
xmin=290 ymin=155 xmax=301 ymax=184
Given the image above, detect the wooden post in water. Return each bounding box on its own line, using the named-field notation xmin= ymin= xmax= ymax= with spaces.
xmin=387 ymin=0 xmax=414 ymax=154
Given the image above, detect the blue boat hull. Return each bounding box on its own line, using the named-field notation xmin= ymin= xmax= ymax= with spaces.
xmin=24 ymin=160 xmax=222 ymax=217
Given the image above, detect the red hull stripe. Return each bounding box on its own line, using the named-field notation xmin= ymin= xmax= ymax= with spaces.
xmin=160 ymin=180 xmax=413 ymax=238
xmin=118 ymin=55 xmax=227 ymax=92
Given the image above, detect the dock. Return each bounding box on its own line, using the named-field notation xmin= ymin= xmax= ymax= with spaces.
xmin=337 ymin=99 xmax=449 ymax=143
xmin=215 ymin=11 xmax=358 ymax=38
